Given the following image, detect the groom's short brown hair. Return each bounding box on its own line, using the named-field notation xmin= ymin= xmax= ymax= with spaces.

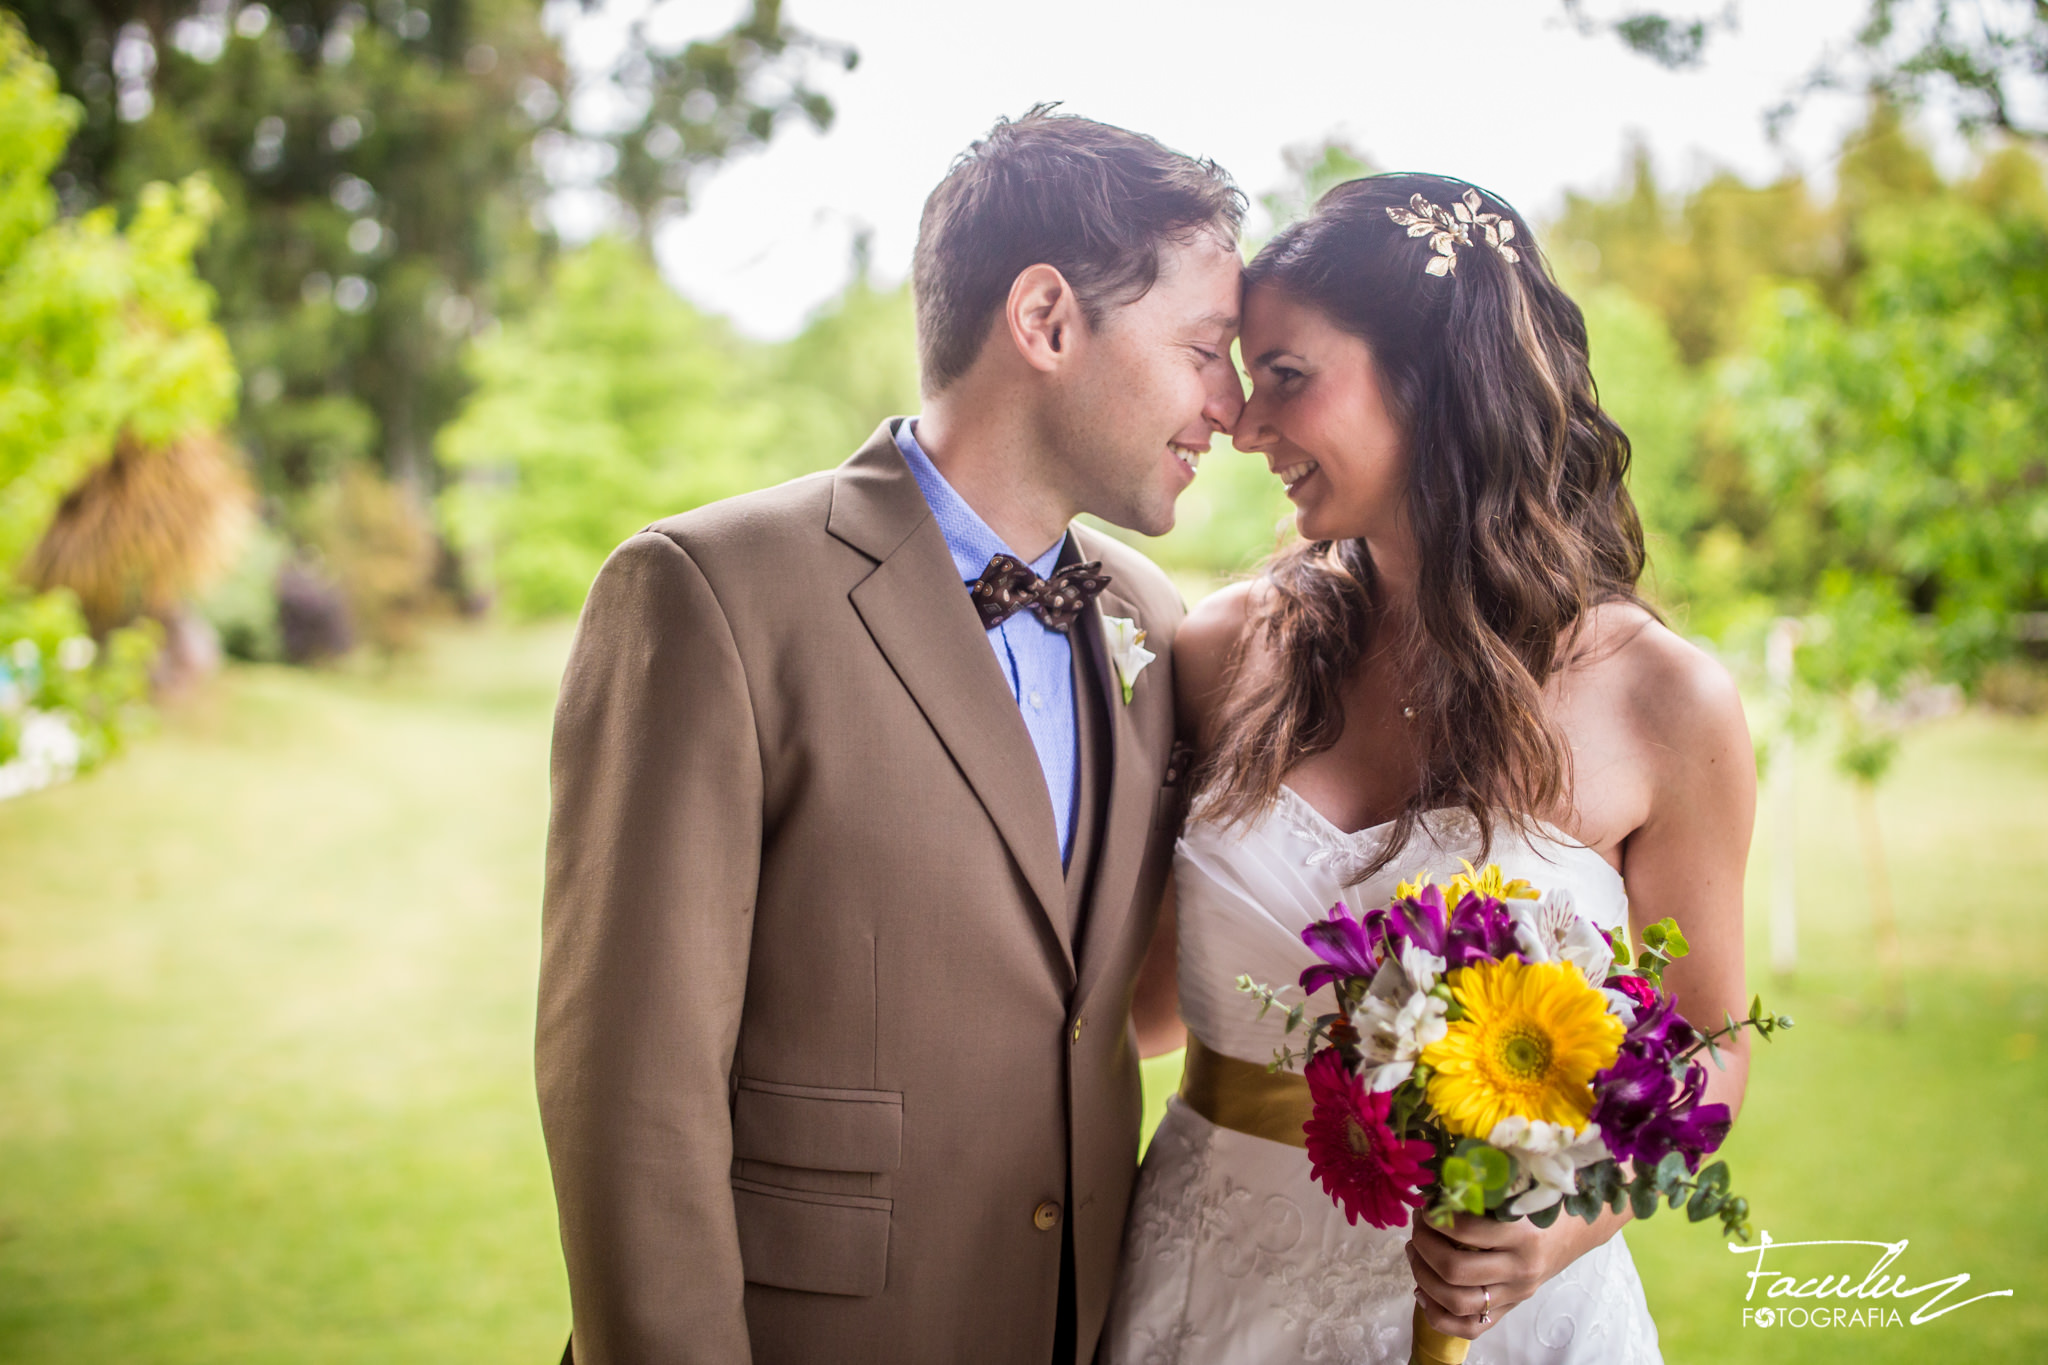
xmin=913 ymin=105 xmax=1244 ymax=393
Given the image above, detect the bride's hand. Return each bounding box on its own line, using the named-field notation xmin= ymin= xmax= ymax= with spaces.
xmin=1406 ymin=1205 xmax=1621 ymax=1340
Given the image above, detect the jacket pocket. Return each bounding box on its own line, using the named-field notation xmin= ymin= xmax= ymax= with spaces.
xmin=731 ymin=1077 xmax=903 ymax=1173
xmin=732 ymin=1179 xmax=891 ymax=1297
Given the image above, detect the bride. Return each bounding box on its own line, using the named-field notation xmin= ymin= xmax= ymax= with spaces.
xmin=1105 ymin=174 xmax=1756 ymax=1364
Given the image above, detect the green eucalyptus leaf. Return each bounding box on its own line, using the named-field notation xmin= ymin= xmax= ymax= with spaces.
xmin=1647 ymin=918 xmax=1691 ymax=959
xmin=1459 ymin=1142 xmax=1513 ymax=1193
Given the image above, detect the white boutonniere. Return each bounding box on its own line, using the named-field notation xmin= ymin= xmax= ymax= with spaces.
xmin=1102 ymin=615 xmax=1155 ymax=705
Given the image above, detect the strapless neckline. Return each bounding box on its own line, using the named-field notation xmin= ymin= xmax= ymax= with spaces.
xmin=1268 ymin=781 xmax=1627 ymax=897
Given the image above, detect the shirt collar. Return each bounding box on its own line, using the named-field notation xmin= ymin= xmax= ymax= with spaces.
xmin=894 ymin=418 xmax=1064 ymax=584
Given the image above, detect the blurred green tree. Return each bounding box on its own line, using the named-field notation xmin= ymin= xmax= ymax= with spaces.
xmin=1567 ymin=0 xmax=2048 ymax=143
xmin=1548 ymin=103 xmax=2048 ymax=672
xmin=13 ymin=0 xmax=564 ymax=499
xmin=8 ymin=0 xmax=853 ymax=506
xmin=437 ymin=238 xmax=918 ymax=617
xmin=587 ymin=0 xmax=856 ymax=238
xmin=1555 ymin=98 xmax=2048 ymax=1013
xmin=0 ymin=14 xmax=230 ymax=776
xmin=1552 ymin=142 xmax=1838 ymax=366
xmin=1726 ymin=167 xmax=2048 ymax=701
xmin=0 ymin=13 xmax=236 ymax=572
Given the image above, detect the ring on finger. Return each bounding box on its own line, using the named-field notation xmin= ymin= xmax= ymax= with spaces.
xmin=1479 ymin=1284 xmax=1491 ymax=1326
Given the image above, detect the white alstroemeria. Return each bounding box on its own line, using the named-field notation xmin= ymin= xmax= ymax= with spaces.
xmin=1487 ymin=1116 xmax=1612 ymax=1216
xmin=1101 ymin=615 xmax=1155 ymax=704
xmin=1353 ymin=941 xmax=1450 ymax=1092
xmin=1600 ymin=987 xmax=1640 ymax=1028
xmin=1509 ymin=889 xmax=1616 ymax=987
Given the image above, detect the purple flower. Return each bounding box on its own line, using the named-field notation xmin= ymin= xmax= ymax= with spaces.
xmin=1442 ymin=892 xmax=1521 ymax=969
xmin=1618 ymin=988 xmax=1699 ymax=1064
xmin=1390 ymin=885 xmax=1450 ymax=957
xmin=1658 ymin=1096 xmax=1733 ymax=1169
xmin=1360 ymin=905 xmax=1398 ymax=965
xmin=1300 ymin=902 xmax=1381 ymax=995
xmin=1592 ymin=1055 xmax=1732 ymax=1172
xmin=1588 ymin=1051 xmax=1675 ymax=1137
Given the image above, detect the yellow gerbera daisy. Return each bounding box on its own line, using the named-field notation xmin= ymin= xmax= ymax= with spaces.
xmin=1421 ymin=956 xmax=1625 ymax=1138
xmin=1444 ymin=859 xmax=1539 ymax=906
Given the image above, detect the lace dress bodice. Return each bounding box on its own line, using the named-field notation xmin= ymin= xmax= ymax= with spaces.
xmin=1177 ymin=787 xmax=1630 ymax=1068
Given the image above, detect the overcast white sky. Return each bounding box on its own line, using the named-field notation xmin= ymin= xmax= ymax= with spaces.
xmin=553 ymin=0 xmax=1880 ymax=339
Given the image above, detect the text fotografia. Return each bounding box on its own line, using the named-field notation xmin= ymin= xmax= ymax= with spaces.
xmin=1734 ymin=1232 xmax=2014 ymax=1327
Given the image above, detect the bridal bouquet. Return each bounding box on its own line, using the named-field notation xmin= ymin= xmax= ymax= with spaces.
xmin=1240 ymin=863 xmax=1790 ymax=1244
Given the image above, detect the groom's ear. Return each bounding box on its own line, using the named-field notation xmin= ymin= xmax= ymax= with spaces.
xmin=1005 ymin=263 xmax=1086 ymax=374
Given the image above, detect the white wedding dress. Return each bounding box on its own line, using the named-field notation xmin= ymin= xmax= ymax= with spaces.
xmin=1102 ymin=787 xmax=1663 ymax=1365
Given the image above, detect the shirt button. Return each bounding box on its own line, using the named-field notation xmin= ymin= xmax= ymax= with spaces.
xmin=1028 ymin=690 xmax=1044 ymax=709
xmin=1033 ymin=1200 xmax=1062 ymax=1231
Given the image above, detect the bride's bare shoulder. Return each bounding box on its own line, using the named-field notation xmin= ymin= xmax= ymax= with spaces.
xmin=1176 ymin=578 xmax=1275 ymax=744
xmin=1575 ymin=601 xmax=1750 ymax=771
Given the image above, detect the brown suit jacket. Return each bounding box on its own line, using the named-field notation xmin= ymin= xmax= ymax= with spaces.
xmin=537 ymin=420 xmax=1189 ymax=1364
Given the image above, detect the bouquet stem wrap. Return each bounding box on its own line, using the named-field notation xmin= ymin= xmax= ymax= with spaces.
xmin=1409 ymin=1304 xmax=1471 ymax=1364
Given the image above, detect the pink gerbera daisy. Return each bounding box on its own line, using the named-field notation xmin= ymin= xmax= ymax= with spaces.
xmin=1302 ymin=1049 xmax=1435 ymax=1228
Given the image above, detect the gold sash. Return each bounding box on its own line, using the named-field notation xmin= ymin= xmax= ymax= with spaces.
xmin=1176 ymin=1036 xmax=1313 ymax=1147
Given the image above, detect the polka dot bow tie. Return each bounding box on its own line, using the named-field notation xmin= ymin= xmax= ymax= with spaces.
xmin=969 ymin=554 xmax=1112 ymax=633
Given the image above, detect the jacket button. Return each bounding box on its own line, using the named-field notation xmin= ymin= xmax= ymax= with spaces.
xmin=1032 ymin=1200 xmax=1062 ymax=1231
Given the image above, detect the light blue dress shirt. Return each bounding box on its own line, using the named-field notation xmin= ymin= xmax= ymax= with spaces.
xmin=894 ymin=418 xmax=1081 ymax=867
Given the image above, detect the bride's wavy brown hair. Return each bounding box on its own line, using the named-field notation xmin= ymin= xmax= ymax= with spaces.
xmin=1201 ymin=173 xmax=1653 ymax=875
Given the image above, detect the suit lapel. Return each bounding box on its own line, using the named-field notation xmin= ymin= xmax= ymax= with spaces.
xmin=830 ymin=423 xmax=1075 ymax=978
xmin=1071 ymin=578 xmax=1161 ymax=1007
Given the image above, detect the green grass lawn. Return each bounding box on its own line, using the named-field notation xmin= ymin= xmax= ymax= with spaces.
xmin=2 ymin=622 xmax=2042 ymax=1361
xmin=0 ymin=625 xmax=576 ymax=1362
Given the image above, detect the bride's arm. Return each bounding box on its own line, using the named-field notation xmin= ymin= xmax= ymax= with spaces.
xmin=1132 ymin=879 xmax=1184 ymax=1058
xmin=1129 ymin=581 xmax=1265 ymax=1059
xmin=1410 ymin=621 xmax=1758 ymax=1340
xmin=1618 ymin=623 xmax=1759 ymax=1128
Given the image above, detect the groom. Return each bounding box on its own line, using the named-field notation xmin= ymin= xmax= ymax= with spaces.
xmin=536 ymin=106 xmax=1245 ymax=1365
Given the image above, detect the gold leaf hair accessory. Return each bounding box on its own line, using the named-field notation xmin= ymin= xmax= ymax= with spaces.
xmin=1385 ymin=188 xmax=1521 ymax=277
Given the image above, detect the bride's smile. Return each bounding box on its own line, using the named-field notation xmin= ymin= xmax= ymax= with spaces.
xmin=1232 ymin=285 xmax=1412 ymax=546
